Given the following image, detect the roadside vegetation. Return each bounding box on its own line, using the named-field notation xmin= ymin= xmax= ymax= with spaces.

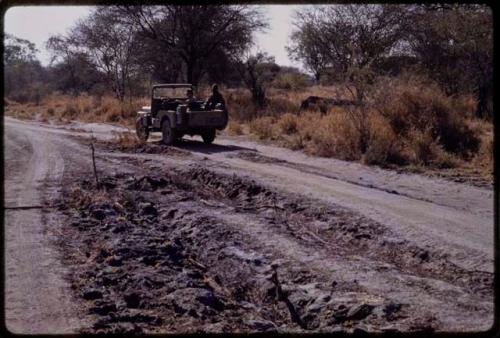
xmin=4 ymin=4 xmax=492 ymax=182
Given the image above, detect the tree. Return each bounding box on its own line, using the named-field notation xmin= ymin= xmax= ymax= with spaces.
xmin=235 ymin=52 xmax=280 ymax=108
xmin=65 ymin=7 xmax=144 ymax=101
xmin=46 ymin=35 xmax=104 ymax=96
xmin=111 ymin=5 xmax=268 ymax=86
xmin=4 ymin=33 xmax=45 ymax=101
xmin=403 ymin=5 xmax=493 ymax=118
xmin=134 ymin=37 xmax=182 ymax=84
xmin=288 ymin=5 xmax=408 ymax=103
xmin=287 ymin=11 xmax=327 ymax=82
xmin=4 ymin=33 xmax=38 ymax=65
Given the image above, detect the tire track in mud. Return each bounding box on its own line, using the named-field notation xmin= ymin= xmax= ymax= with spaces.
xmin=56 ymin=161 xmax=493 ymax=333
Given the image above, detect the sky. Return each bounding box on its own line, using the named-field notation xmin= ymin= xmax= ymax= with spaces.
xmin=4 ymin=5 xmax=305 ymax=69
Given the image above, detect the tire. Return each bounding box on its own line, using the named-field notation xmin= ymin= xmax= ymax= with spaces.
xmin=161 ymin=119 xmax=175 ymax=145
xmin=201 ymin=129 xmax=216 ymax=144
xmin=135 ymin=117 xmax=149 ymax=142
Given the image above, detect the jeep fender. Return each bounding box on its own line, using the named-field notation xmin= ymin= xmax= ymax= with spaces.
xmin=155 ymin=111 xmax=176 ymax=129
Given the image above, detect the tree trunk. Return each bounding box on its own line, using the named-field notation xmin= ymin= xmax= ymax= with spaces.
xmin=475 ymin=81 xmax=490 ymax=119
xmin=356 ymin=87 xmax=364 ymax=105
xmin=314 ymin=71 xmax=321 ymax=84
xmin=186 ymin=59 xmax=198 ymax=86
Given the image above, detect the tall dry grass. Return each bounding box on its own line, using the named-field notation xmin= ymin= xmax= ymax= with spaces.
xmin=371 ymin=74 xmax=480 ymax=160
xmin=225 ymin=85 xmax=347 ymax=121
xmin=5 ymin=94 xmax=149 ymax=127
xmin=244 ymin=74 xmax=491 ymax=173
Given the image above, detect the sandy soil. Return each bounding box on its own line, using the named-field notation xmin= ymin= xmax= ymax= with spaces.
xmin=3 ymin=117 xmax=495 ymax=333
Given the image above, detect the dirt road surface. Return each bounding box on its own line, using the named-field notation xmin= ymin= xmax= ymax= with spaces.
xmin=3 ymin=117 xmax=495 ymax=333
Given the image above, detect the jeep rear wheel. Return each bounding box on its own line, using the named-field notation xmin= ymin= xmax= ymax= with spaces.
xmin=201 ymin=129 xmax=216 ymax=144
xmin=136 ymin=117 xmax=149 ymax=142
xmin=162 ymin=119 xmax=175 ymax=145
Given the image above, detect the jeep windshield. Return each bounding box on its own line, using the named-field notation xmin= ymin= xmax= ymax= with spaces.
xmin=153 ymin=86 xmax=192 ymax=99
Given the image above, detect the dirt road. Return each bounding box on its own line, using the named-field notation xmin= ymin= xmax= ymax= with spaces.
xmin=4 ymin=120 xmax=87 ymax=333
xmin=3 ymin=117 xmax=495 ymax=333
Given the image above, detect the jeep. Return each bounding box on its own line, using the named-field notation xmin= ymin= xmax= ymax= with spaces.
xmin=135 ymin=84 xmax=228 ymax=145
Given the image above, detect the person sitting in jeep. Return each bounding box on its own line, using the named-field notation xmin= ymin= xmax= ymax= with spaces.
xmin=205 ymin=84 xmax=225 ymax=110
xmin=184 ymin=88 xmax=201 ymax=110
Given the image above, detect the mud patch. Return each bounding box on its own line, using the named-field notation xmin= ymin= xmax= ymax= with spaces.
xmin=227 ymin=150 xmax=286 ymax=164
xmin=99 ymin=140 xmax=192 ymax=156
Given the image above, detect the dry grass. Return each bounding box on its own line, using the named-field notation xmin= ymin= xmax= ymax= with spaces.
xmin=278 ymin=113 xmax=298 ymax=135
xmin=225 ymin=120 xmax=243 ymax=135
xmin=371 ymin=73 xmax=480 ymax=159
xmin=363 ymin=113 xmax=403 ymax=166
xmin=225 ymin=85 xmax=345 ymax=121
xmin=235 ymin=76 xmax=491 ymax=176
xmin=297 ymin=110 xmax=361 ymax=160
xmin=109 ymin=131 xmax=144 ymax=149
xmin=249 ymin=116 xmax=277 ymax=140
xmin=5 ymin=94 xmax=148 ymax=127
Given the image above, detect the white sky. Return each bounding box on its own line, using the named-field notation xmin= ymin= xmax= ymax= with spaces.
xmin=4 ymin=5 xmax=305 ymax=70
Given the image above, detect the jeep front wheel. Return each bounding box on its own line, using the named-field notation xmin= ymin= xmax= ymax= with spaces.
xmin=201 ymin=129 xmax=216 ymax=144
xmin=162 ymin=119 xmax=175 ymax=145
xmin=136 ymin=117 xmax=149 ymax=142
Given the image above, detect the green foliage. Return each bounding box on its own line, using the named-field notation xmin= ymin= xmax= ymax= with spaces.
xmin=236 ymin=52 xmax=280 ymax=107
xmin=4 ymin=33 xmax=38 ymax=65
xmin=4 ymin=34 xmax=47 ymax=101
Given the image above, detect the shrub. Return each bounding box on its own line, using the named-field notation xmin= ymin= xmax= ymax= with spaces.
xmin=272 ymin=72 xmax=309 ymax=91
xmin=226 ymin=90 xmax=259 ymax=121
xmin=63 ymin=102 xmax=79 ymax=118
xmin=278 ymin=113 xmax=298 ymax=134
xmin=249 ymin=116 xmax=276 ymax=139
xmin=406 ymin=128 xmax=458 ymax=168
xmin=372 ymin=73 xmax=480 ymax=159
xmin=364 ymin=114 xmax=405 ymax=166
xmin=292 ymin=110 xmax=361 ymax=160
xmin=266 ymin=96 xmax=298 ymax=116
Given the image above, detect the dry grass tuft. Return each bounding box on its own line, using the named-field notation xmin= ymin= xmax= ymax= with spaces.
xmin=226 ymin=120 xmax=243 ymax=135
xmin=297 ymin=110 xmax=361 ymax=160
xmin=364 ymin=114 xmax=404 ymax=166
xmin=249 ymin=116 xmax=277 ymax=140
xmin=278 ymin=113 xmax=298 ymax=135
xmin=110 ymin=131 xmax=143 ymax=149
